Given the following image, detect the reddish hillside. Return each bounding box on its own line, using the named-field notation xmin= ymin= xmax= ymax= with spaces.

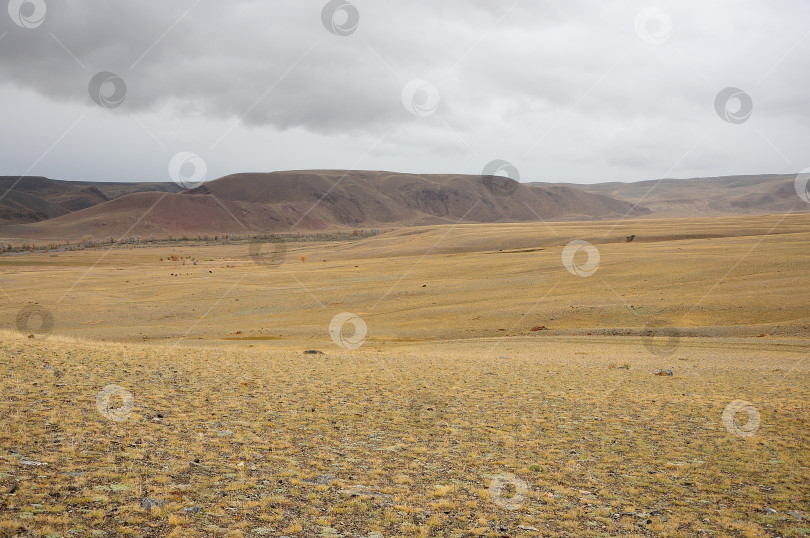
xmin=0 ymin=176 xmax=181 ymax=225
xmin=568 ymin=174 xmax=807 ymax=217
xmin=0 ymin=170 xmax=647 ymax=241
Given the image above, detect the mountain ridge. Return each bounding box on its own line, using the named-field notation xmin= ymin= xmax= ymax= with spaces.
xmin=0 ymin=171 xmax=806 ymax=241
xmin=0 ymin=170 xmax=645 ymax=240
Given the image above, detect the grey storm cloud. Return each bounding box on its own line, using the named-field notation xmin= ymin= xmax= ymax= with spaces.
xmin=1 ymin=0 xmax=809 ymax=182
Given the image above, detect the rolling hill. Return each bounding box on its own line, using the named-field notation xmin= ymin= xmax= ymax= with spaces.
xmin=566 ymin=174 xmax=805 ymax=217
xmin=0 ymin=171 xmax=806 ymax=242
xmin=0 ymin=176 xmax=181 ymax=225
xmin=0 ymin=171 xmax=647 ymax=241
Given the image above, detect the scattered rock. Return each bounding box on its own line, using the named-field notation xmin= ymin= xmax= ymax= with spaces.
xmin=338 ymin=485 xmax=391 ymax=504
xmin=530 ymin=325 xmax=548 ymax=332
xmin=304 ymin=350 xmax=323 ymax=355
xmin=654 ymin=369 xmax=673 ymax=376
xmin=518 ymin=525 xmax=540 ymax=532
xmin=181 ymin=504 xmax=203 ymax=514
xmin=19 ymin=459 xmax=47 ymax=467
xmin=764 ymin=507 xmax=778 ymax=515
xmin=141 ymin=497 xmax=164 ymax=511
xmin=787 ymin=510 xmax=805 ymax=520
xmin=626 ymin=234 xmax=636 ymax=242
xmin=304 ymin=474 xmax=336 ymax=485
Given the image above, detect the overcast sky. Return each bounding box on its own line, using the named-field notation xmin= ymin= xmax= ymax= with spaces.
xmin=1 ymin=0 xmax=808 ymax=184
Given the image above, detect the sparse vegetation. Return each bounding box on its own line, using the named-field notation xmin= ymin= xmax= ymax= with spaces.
xmin=0 ymin=332 xmax=807 ymax=536
xmin=0 ymin=230 xmax=384 ymax=255
xmin=0 ymin=216 xmax=808 ymax=536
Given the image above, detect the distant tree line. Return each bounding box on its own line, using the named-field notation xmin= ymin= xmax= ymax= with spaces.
xmin=1 ymin=229 xmax=384 ymax=254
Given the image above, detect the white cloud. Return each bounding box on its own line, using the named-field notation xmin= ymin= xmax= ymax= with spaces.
xmin=0 ymin=0 xmax=808 ymax=183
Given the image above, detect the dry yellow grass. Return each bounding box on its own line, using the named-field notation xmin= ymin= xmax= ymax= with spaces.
xmin=0 ymin=214 xmax=809 ymax=536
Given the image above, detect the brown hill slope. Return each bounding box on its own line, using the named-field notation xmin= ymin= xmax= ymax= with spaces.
xmin=0 ymin=176 xmax=181 ymax=225
xmin=0 ymin=170 xmax=647 ymax=241
xmin=565 ymin=174 xmax=807 ymax=217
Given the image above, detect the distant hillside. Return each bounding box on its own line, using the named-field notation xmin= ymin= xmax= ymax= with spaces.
xmin=562 ymin=174 xmax=806 ymax=217
xmin=0 ymin=171 xmax=647 ymax=241
xmin=2 ymin=171 xmax=805 ymax=242
xmin=0 ymin=176 xmax=181 ymax=225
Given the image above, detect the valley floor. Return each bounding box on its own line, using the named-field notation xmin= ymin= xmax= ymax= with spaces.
xmin=0 ymin=335 xmax=808 ymax=537
xmin=0 ymin=214 xmax=809 ymax=536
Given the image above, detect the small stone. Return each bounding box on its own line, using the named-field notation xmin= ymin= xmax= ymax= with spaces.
xmin=305 ymin=474 xmax=336 ymax=485
xmin=19 ymin=459 xmax=47 ymax=466
xmin=141 ymin=498 xmax=165 ymax=511
xmin=182 ymin=504 xmax=203 ymax=514
xmin=338 ymin=485 xmax=391 ymax=504
xmin=518 ymin=525 xmax=540 ymax=532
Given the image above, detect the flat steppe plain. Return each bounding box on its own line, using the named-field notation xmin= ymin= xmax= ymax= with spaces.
xmin=0 ymin=213 xmax=808 ymax=537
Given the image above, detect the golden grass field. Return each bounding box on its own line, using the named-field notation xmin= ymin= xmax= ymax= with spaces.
xmin=1 ymin=213 xmax=809 ymax=537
